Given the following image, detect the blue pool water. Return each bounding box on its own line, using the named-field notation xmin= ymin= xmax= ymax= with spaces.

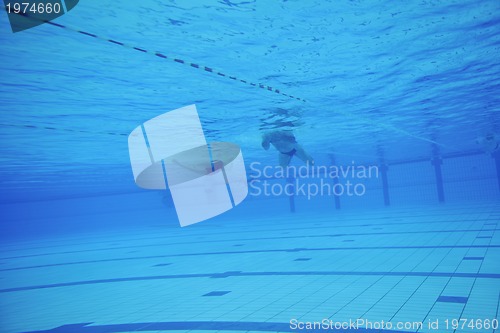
xmin=0 ymin=0 xmax=499 ymax=332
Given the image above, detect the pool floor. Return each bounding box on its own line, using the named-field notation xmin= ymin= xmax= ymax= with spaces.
xmin=1 ymin=202 xmax=499 ymax=333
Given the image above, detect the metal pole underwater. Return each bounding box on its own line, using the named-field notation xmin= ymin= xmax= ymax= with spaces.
xmin=493 ymin=151 xmax=500 ymax=192
xmin=377 ymin=144 xmax=391 ymax=206
xmin=287 ymin=177 xmax=296 ymax=213
xmin=432 ymin=146 xmax=445 ymax=203
xmin=380 ymin=163 xmax=390 ymax=206
xmin=377 ymin=147 xmax=390 ymax=207
xmin=329 ymin=155 xmax=341 ymax=210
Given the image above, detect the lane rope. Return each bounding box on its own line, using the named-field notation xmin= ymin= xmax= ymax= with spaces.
xmin=27 ymin=14 xmax=306 ymax=102
xmin=3 ymin=10 xmax=447 ymax=147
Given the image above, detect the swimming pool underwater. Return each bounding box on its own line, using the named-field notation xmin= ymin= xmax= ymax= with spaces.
xmin=1 ymin=202 xmax=499 ymax=333
xmin=1 ymin=0 xmax=500 ymax=332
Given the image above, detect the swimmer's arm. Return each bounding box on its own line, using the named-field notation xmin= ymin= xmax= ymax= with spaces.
xmin=261 ymin=133 xmax=271 ymax=150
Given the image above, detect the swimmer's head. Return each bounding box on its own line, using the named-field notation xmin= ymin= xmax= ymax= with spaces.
xmin=476 ymin=133 xmax=495 ymax=144
xmin=476 ymin=133 xmax=498 ymax=153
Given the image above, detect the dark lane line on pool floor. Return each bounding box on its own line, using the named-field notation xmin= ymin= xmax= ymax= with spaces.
xmin=1 ymin=244 xmax=500 ymax=273
xmin=1 ymin=228 xmax=499 ymax=261
xmin=20 ymin=321 xmax=415 ymax=333
xmin=3 ymin=270 xmax=500 ymax=293
xmin=1 ymin=216 xmax=492 ymax=254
